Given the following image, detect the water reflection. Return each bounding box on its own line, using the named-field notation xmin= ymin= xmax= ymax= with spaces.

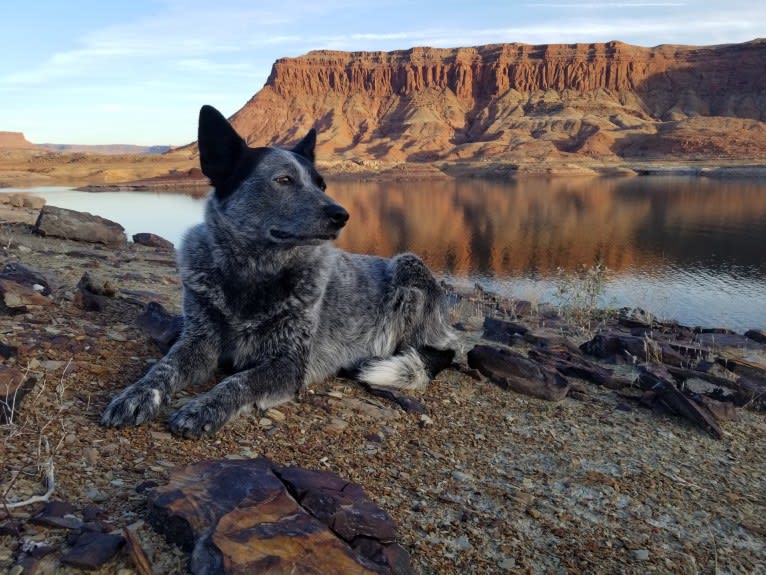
xmin=332 ymin=177 xmax=766 ymax=275
xmin=329 ymin=176 xmax=766 ymax=329
xmin=7 ymin=176 xmax=766 ymax=330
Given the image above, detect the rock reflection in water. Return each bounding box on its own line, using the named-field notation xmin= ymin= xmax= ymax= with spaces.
xmin=330 ymin=176 xmax=766 ymax=330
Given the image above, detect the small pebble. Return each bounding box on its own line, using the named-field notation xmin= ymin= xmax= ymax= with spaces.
xmin=325 ymin=418 xmax=348 ymax=433
xmin=451 ymin=470 xmax=473 ymax=482
xmin=265 ymin=408 xmax=286 ymax=422
xmin=633 ymin=549 xmax=650 ymax=561
xmin=453 ymin=535 xmax=474 ymax=551
xmin=258 ymin=417 xmax=273 ymax=428
xmin=84 ymin=487 xmax=108 ymax=502
xmin=150 ymin=431 xmax=173 ymax=442
xmin=499 ymin=557 xmax=516 ymax=569
xmin=83 ymin=447 xmax=99 ymax=466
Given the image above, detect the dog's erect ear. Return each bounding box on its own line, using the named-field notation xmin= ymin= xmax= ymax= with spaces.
xmin=292 ymin=128 xmax=317 ymax=163
xmin=198 ymin=105 xmax=246 ymax=185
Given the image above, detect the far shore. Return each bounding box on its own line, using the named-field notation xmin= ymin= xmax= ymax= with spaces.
xmin=2 ymin=146 xmax=766 ymax=191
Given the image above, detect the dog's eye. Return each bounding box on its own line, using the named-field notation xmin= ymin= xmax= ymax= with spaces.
xmin=318 ymin=180 xmax=327 ymax=191
xmin=274 ymin=176 xmax=292 ymax=186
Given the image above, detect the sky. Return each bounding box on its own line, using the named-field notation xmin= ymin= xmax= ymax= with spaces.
xmin=1 ymin=0 xmax=763 ymax=146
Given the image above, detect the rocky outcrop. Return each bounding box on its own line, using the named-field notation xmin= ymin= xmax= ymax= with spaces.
xmin=229 ymin=39 xmax=766 ymax=165
xmin=0 ymin=131 xmax=35 ymax=149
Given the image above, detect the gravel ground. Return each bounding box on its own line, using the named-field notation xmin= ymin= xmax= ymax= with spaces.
xmin=1 ymin=223 xmax=765 ymax=574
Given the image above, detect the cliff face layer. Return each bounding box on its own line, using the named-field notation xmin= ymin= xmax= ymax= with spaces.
xmin=229 ymin=39 xmax=766 ymax=166
xmin=0 ymin=131 xmax=35 ymax=149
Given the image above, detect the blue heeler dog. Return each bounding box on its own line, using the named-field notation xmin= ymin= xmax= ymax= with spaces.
xmin=101 ymin=105 xmax=457 ymax=438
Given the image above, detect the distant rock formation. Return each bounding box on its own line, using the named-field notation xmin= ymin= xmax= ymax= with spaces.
xmin=0 ymin=131 xmax=35 ymax=149
xmin=36 ymin=144 xmax=171 ymax=155
xmin=0 ymin=131 xmax=170 ymax=155
xmin=228 ymin=39 xmax=766 ymax=165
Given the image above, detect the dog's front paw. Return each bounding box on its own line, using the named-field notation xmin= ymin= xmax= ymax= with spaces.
xmin=168 ymin=398 xmax=227 ymax=439
xmin=101 ymin=383 xmax=164 ymax=428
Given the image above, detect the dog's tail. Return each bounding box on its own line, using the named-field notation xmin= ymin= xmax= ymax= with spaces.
xmin=355 ymin=346 xmax=455 ymax=391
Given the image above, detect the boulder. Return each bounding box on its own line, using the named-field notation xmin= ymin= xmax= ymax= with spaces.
xmin=35 ymin=205 xmax=127 ymax=248
xmin=132 ymin=232 xmax=174 ymax=250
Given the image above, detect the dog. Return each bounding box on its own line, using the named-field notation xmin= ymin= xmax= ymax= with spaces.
xmin=101 ymin=105 xmax=457 ymax=438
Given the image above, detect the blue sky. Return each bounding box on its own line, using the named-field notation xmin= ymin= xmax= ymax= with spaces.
xmin=1 ymin=0 xmax=763 ymax=145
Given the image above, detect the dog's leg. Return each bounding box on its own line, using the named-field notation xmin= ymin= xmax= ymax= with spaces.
xmin=385 ymin=253 xmax=458 ymax=350
xmin=100 ymin=331 xmax=219 ymax=428
xmin=167 ymin=355 xmax=303 ymax=438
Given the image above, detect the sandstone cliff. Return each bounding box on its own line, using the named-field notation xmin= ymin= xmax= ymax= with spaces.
xmin=0 ymin=131 xmax=35 ymax=149
xmin=229 ymin=39 xmax=766 ymax=167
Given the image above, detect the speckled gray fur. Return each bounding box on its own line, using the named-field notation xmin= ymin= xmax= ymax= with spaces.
xmin=101 ymin=105 xmax=456 ymax=438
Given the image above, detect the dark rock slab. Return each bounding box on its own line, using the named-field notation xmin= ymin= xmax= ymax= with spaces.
xmin=132 ymin=232 xmax=174 ymax=250
xmin=744 ymin=329 xmax=766 ymax=344
xmin=276 ymin=466 xmax=398 ymax=542
xmin=35 ymin=205 xmax=127 ymax=248
xmin=0 ymin=262 xmax=57 ymax=296
xmin=136 ymin=301 xmax=183 ymax=352
xmin=716 ymin=356 xmax=766 ymax=383
xmin=695 ymin=331 xmax=765 ymax=351
xmin=148 ymin=458 xmax=412 ymax=575
xmin=666 ymin=365 xmax=766 ymax=410
xmin=482 ymin=317 xmax=528 ymax=345
xmin=363 ymin=385 xmax=429 ymax=414
xmin=60 ymin=531 xmax=125 ymax=570
xmin=637 ymin=366 xmax=723 ymax=439
xmin=30 ymin=514 xmax=83 ymax=530
xmin=467 ymin=344 xmax=570 ymax=400
xmin=82 ymin=504 xmax=108 ymax=522
xmin=523 ymin=330 xmax=582 ymax=352
xmin=528 ymin=347 xmax=624 ymax=389
xmin=30 ymin=500 xmax=82 ymax=530
xmin=0 ymin=341 xmax=17 ymax=359
xmin=580 ymin=332 xmax=686 ymax=366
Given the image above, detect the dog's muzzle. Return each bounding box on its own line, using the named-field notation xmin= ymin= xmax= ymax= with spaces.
xmin=324 ymin=204 xmax=350 ymax=230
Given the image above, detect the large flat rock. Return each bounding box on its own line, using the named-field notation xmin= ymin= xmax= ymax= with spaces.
xmin=148 ymin=458 xmax=413 ymax=575
xmin=35 ymin=205 xmax=127 ymax=248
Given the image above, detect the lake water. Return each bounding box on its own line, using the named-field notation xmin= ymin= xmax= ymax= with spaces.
xmin=4 ymin=176 xmax=766 ymax=332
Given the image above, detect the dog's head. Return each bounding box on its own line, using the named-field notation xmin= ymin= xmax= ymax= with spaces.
xmin=197 ymin=105 xmax=349 ymax=246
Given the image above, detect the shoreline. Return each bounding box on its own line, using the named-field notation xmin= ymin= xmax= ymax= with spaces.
xmin=2 ymin=157 xmax=766 ymax=190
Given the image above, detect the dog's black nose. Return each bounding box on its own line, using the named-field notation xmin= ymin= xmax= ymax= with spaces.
xmin=325 ymin=204 xmax=349 ymax=228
